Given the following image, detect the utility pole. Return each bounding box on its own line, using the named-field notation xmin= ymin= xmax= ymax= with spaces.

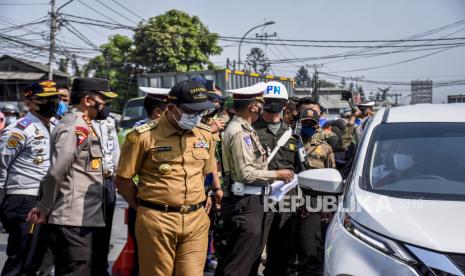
xmin=256 ymin=32 xmax=277 ymax=70
xmin=48 ymin=0 xmax=56 ymax=80
xmin=307 ymin=64 xmax=323 ymax=102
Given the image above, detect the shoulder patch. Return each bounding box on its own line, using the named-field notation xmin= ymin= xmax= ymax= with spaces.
xmin=16 ymin=117 xmax=32 ymax=130
xmin=75 ymin=126 xmax=89 ymax=146
xmin=197 ymin=122 xmax=211 ymax=132
xmin=6 ymin=132 xmax=25 ymax=149
xmin=135 ymin=120 xmax=158 ymax=134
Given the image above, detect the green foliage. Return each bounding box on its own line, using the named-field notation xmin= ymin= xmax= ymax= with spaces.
xmin=318 ymin=79 xmax=336 ymax=88
xmin=132 ymin=9 xmax=222 ymax=72
xmin=245 ymin=47 xmax=270 ymax=74
xmin=86 ymin=34 xmax=137 ymax=112
xmin=295 ymin=66 xmax=311 ymax=87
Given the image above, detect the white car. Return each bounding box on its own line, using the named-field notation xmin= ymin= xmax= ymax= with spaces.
xmin=299 ymin=104 xmax=465 ymax=276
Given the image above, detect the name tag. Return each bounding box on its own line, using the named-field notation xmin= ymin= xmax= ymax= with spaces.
xmin=156 ymin=146 xmax=172 ymax=152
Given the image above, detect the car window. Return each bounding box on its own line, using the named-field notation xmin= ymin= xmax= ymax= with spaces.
xmin=122 ymin=98 xmax=146 ymax=121
xmin=362 ymin=123 xmax=465 ymax=200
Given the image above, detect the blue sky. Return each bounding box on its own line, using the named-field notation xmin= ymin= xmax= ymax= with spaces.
xmin=2 ymin=0 xmax=465 ymax=103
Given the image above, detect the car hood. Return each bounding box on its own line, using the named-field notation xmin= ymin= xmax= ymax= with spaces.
xmin=349 ymin=185 xmax=465 ymax=254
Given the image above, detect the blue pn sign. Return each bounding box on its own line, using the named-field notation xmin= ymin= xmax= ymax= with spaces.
xmin=266 ymin=85 xmax=280 ymax=95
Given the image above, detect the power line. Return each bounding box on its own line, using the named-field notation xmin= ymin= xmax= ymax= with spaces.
xmin=94 ymin=0 xmax=138 ymax=25
xmin=76 ymin=0 xmax=123 ymax=25
xmin=110 ymin=0 xmax=144 ymax=21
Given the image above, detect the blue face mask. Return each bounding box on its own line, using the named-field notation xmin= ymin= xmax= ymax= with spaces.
xmin=301 ymin=126 xmax=316 ymax=138
xmin=56 ymin=102 xmax=68 ymax=117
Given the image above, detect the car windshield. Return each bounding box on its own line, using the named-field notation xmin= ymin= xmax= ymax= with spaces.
xmin=364 ymin=123 xmax=465 ymax=200
xmin=122 ymin=98 xmax=146 ymax=121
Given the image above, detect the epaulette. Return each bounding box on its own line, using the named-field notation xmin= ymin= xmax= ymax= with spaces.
xmin=241 ymin=123 xmax=253 ymax=132
xmin=135 ymin=120 xmax=158 ymax=134
xmin=197 ymin=123 xmax=211 ymax=132
xmin=16 ymin=117 xmax=32 ymax=130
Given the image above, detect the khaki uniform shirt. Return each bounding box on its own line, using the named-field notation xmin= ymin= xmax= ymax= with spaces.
xmin=222 ymin=116 xmax=275 ymax=186
xmin=305 ymin=129 xmax=336 ymax=169
xmin=38 ymin=108 xmax=105 ymax=227
xmin=116 ymin=114 xmax=216 ymax=206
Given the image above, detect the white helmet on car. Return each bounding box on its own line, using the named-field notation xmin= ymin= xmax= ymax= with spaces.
xmin=263 ymin=81 xmax=288 ymax=101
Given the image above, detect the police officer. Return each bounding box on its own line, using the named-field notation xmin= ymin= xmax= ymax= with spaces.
xmin=92 ymin=109 xmax=120 ymax=276
xmin=1 ymin=105 xmax=20 ymax=128
xmin=293 ymin=108 xmax=336 ymax=276
xmin=214 ymin=82 xmax=294 ymax=276
xmin=28 ymin=78 xmax=118 ymax=275
xmin=114 ymin=80 xmax=217 ymax=276
xmin=0 ymin=80 xmax=63 ymax=276
xmin=355 ymin=101 xmax=375 ymax=141
xmin=133 ymin=87 xmax=170 ymax=127
xmin=252 ymin=82 xmax=299 ymax=276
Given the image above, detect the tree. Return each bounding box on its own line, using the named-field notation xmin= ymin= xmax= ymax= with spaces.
xmin=358 ymin=85 xmax=366 ymax=101
xmin=86 ymin=34 xmax=136 ymax=111
xmin=132 ymin=10 xmax=222 ymax=72
xmin=295 ymin=66 xmax=311 ymax=87
xmin=58 ymin=58 xmax=69 ymax=73
xmin=245 ymin=47 xmax=270 ymax=74
xmin=318 ymin=79 xmax=336 ymax=88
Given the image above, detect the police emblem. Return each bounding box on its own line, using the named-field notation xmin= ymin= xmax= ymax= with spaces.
xmin=90 ymin=158 xmax=101 ymax=170
xmin=6 ymin=132 xmax=25 ymax=149
xmin=75 ymin=126 xmax=89 ymax=146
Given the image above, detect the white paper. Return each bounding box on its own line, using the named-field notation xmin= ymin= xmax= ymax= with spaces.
xmin=269 ymin=175 xmax=298 ymax=202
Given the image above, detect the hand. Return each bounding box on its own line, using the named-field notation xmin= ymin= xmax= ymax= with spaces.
xmin=27 ymin=207 xmax=47 ymax=224
xmin=205 ymin=196 xmax=213 ymax=214
xmin=276 ymin=169 xmax=295 ymax=183
xmin=352 ymin=108 xmax=362 ymax=118
xmin=213 ymin=189 xmax=223 ymax=209
xmin=215 ymin=118 xmax=225 ymax=130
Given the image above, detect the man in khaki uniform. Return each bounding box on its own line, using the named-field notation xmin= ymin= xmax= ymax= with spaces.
xmin=215 ymin=82 xmax=294 ymax=276
xmin=28 ymin=78 xmax=118 ymax=275
xmin=293 ymin=108 xmax=335 ymax=276
xmin=114 ymin=80 xmax=217 ymax=276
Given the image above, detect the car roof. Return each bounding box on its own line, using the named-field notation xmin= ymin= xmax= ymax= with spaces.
xmin=384 ymin=103 xmax=465 ymax=123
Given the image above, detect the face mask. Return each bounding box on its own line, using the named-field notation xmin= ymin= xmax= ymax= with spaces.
xmin=37 ymin=101 xmax=60 ymax=118
xmin=5 ymin=116 xmax=17 ymax=125
xmin=93 ymin=102 xmax=111 ymax=120
xmin=301 ymin=126 xmax=316 ymax=138
xmin=56 ymin=102 xmax=68 ymax=117
xmin=176 ymin=113 xmax=202 ymax=130
xmin=393 ymin=153 xmax=414 ymax=171
xmin=263 ymin=101 xmax=286 ymax=113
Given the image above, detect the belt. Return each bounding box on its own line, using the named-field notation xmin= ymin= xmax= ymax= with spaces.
xmin=231 ymin=182 xmax=270 ymax=196
xmin=103 ymin=170 xmax=113 ymax=178
xmin=139 ymin=200 xmax=203 ymax=214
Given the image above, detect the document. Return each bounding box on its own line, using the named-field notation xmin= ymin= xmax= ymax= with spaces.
xmin=269 ymin=175 xmax=298 ymax=202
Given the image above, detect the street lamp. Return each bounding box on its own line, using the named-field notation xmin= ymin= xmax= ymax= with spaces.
xmin=237 ymin=21 xmax=275 ymax=71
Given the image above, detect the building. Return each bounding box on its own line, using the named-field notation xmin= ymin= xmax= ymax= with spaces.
xmin=410 ymin=80 xmax=433 ymax=104
xmin=0 ymin=55 xmax=70 ymax=103
xmin=294 ymin=87 xmax=352 ymax=119
xmin=447 ymin=94 xmax=465 ymax=103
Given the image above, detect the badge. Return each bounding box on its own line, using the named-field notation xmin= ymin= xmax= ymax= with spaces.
xmin=156 ymin=146 xmax=172 ymax=152
xmin=90 ymin=158 xmax=101 ymax=170
xmin=6 ymin=137 xmax=19 ymax=148
xmin=289 ymin=143 xmax=297 ymax=152
xmin=315 ymin=145 xmax=322 ymax=155
xmin=75 ymin=126 xmax=89 ymax=146
xmin=33 ymin=156 xmax=44 ymax=165
xmin=158 ymin=164 xmax=172 ymax=175
xmin=194 ymin=139 xmax=209 ymax=149
xmin=243 ymin=135 xmax=252 ymax=149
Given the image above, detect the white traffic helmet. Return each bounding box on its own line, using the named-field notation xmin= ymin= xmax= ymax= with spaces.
xmin=264 ymin=81 xmax=288 ymax=101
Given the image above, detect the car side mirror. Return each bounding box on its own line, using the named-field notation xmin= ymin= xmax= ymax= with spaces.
xmin=298 ymin=168 xmax=343 ymax=194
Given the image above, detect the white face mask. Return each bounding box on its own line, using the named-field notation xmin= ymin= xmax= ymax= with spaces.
xmin=393 ymin=153 xmax=414 ymax=171
xmin=176 ymin=113 xmax=202 ymax=130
